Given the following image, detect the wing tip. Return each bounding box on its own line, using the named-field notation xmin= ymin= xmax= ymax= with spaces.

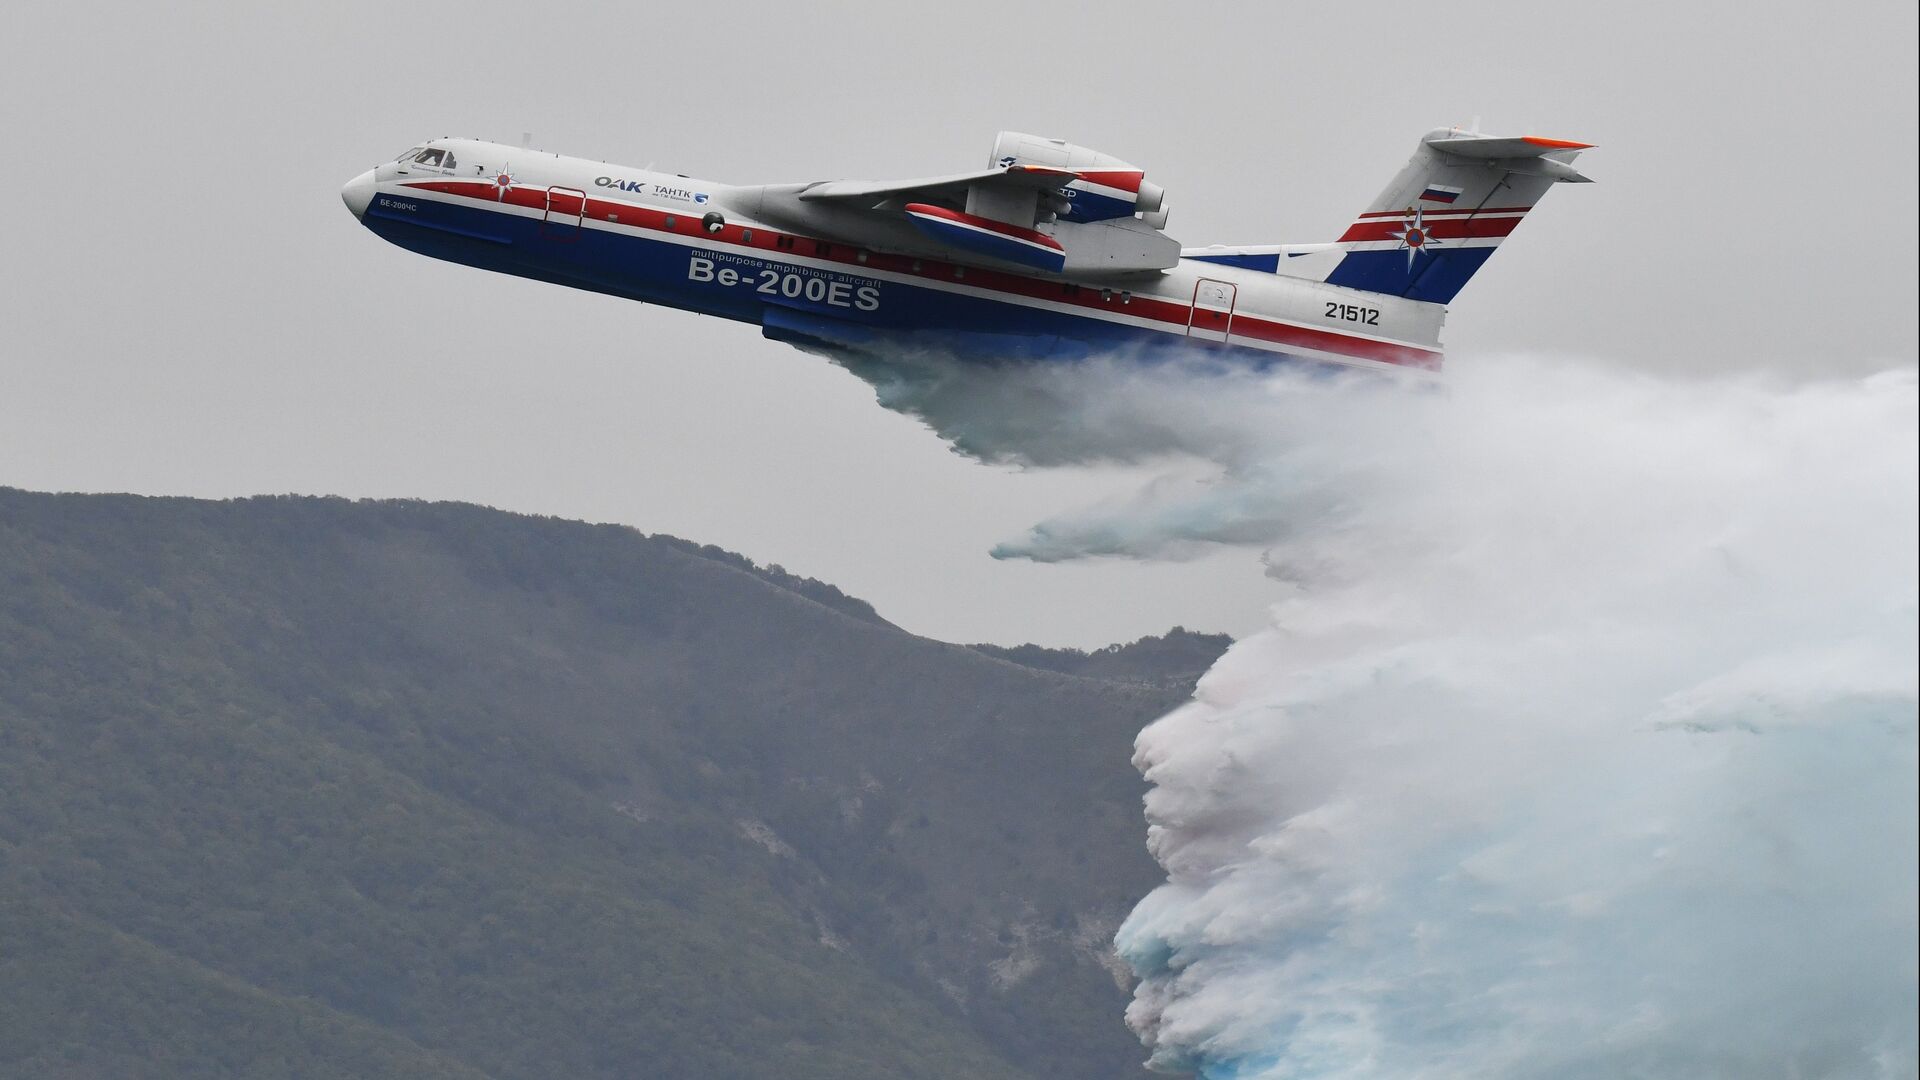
xmin=1523 ymin=135 xmax=1596 ymax=150
xmin=1008 ymin=164 xmax=1078 ymax=179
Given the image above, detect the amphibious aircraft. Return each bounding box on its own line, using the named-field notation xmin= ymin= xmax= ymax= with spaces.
xmin=341 ymin=128 xmax=1591 ymax=373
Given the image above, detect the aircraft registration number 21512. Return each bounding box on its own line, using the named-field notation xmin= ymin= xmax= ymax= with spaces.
xmin=688 ymin=255 xmax=881 ymax=311
xmin=1325 ymin=301 xmax=1381 ymax=326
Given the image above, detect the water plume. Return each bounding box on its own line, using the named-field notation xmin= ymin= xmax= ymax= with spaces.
xmin=839 ymin=342 xmax=1917 ymax=1076
xmin=1105 ymin=358 xmax=1918 ymax=1078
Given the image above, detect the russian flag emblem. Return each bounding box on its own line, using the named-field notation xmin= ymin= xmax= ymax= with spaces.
xmin=1419 ymin=183 xmax=1464 ymax=204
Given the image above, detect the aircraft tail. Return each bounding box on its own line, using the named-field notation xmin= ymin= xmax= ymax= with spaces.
xmin=1322 ymin=129 xmax=1592 ymax=303
xmin=1187 ymin=128 xmax=1593 ymax=305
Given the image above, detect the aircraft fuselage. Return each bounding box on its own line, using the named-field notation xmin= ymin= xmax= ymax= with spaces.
xmin=342 ymin=138 xmax=1446 ymax=372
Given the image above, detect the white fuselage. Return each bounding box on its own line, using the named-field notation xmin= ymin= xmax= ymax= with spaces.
xmin=344 ymin=138 xmax=1447 ymax=372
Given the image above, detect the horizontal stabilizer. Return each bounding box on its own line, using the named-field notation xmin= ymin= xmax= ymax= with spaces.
xmin=1186 ymin=243 xmax=1341 ymax=275
xmin=1425 ymin=132 xmax=1596 ymax=182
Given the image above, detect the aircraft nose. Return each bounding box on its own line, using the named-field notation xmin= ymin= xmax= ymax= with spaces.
xmin=340 ymin=169 xmax=376 ymax=220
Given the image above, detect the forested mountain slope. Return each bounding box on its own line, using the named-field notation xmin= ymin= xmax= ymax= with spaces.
xmin=0 ymin=489 xmax=1223 ymax=1079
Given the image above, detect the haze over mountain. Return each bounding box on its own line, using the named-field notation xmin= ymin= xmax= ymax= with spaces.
xmin=0 ymin=487 xmax=1226 ymax=1079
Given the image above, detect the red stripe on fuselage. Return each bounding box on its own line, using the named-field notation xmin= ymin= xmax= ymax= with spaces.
xmin=1227 ymin=315 xmax=1441 ymax=369
xmin=396 ymin=180 xmax=1440 ymax=369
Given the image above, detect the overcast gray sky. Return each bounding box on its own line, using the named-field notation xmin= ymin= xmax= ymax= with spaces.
xmin=2 ymin=0 xmax=1914 ymax=647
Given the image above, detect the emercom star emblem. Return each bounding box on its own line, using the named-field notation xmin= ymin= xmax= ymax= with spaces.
xmin=1389 ymin=206 xmax=1441 ymax=269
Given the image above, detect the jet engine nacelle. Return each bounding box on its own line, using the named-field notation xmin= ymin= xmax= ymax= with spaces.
xmin=990 ymin=131 xmax=1167 ymax=225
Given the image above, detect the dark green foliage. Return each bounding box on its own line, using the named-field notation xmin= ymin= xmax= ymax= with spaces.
xmin=650 ymin=536 xmax=895 ymax=630
xmin=0 ymin=488 xmax=1222 ymax=1079
xmin=970 ymin=627 xmax=1232 ymax=687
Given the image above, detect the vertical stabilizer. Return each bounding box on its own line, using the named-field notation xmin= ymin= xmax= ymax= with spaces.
xmin=1314 ymin=129 xmax=1593 ymax=304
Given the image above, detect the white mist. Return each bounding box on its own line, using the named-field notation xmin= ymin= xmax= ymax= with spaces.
xmin=1107 ymin=358 xmax=1918 ymax=1079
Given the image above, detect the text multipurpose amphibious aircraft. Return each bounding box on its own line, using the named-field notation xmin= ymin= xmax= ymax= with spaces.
xmin=341 ymin=128 xmax=1592 ymax=373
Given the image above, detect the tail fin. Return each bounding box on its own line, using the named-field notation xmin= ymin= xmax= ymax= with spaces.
xmin=1316 ymin=129 xmax=1593 ymax=304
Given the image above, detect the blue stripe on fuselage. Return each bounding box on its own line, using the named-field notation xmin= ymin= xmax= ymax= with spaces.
xmin=1188 ymin=252 xmax=1284 ymax=273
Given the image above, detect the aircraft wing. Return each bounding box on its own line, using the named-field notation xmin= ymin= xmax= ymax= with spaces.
xmin=738 ymin=134 xmax=1180 ymax=275
xmin=795 ymin=164 xmax=1078 ymax=207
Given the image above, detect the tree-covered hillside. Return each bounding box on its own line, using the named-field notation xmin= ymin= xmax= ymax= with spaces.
xmin=0 ymin=488 xmax=1220 ymax=1079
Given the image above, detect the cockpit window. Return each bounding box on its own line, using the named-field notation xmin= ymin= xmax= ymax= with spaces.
xmin=396 ymin=145 xmax=425 ymax=162
xmin=412 ymin=148 xmax=448 ymax=168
